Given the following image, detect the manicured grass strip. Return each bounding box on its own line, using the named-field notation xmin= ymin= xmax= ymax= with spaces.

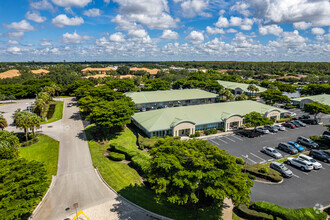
xmin=19 ymin=134 xmax=59 ymax=185
xmin=0 ymin=102 xmax=17 ymax=105
xmin=42 ymin=101 xmax=63 ymax=124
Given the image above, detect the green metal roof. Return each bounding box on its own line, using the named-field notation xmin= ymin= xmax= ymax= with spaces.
xmin=292 ymin=94 xmax=330 ymax=106
xmin=217 ymin=80 xmax=267 ymax=93
xmin=132 ymin=100 xmax=288 ymax=132
xmin=125 ymin=89 xmax=218 ymax=104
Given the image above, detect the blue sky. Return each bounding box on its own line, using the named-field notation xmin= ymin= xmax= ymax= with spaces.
xmin=0 ymin=0 xmax=329 ymax=62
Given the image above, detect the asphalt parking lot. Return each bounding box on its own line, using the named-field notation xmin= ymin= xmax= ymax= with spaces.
xmin=202 ymin=110 xmax=330 ymax=208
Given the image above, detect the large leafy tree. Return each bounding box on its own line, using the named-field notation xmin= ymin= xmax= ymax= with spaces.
xmin=143 ymin=79 xmax=170 ymax=91
xmin=106 ymin=79 xmax=136 ymax=92
xmin=116 ymin=66 xmax=130 ymax=75
xmin=235 ymin=93 xmax=248 ymax=101
xmin=303 ymin=102 xmax=330 ymax=119
xmin=147 ymin=138 xmax=253 ymax=208
xmin=14 ymin=111 xmax=41 ymax=141
xmin=0 ymin=159 xmax=48 ymax=220
xmin=243 ymin=112 xmax=274 ymax=130
xmin=260 ymin=89 xmax=290 ymax=104
xmin=0 ymin=115 xmax=8 ymax=131
xmin=0 ymin=130 xmax=19 ymax=159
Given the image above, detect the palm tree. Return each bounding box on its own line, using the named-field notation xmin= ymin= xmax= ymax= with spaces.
xmin=0 ymin=115 xmax=8 ymax=130
xmin=29 ymin=114 xmax=41 ymax=136
xmin=247 ymin=84 xmax=254 ymax=97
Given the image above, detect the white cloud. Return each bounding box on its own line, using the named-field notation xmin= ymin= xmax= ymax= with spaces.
xmin=25 ymin=11 xmax=47 ymax=23
xmin=30 ymin=0 xmax=54 ymax=10
xmin=104 ymin=0 xmax=110 ymax=4
xmin=311 ymin=27 xmax=325 ymax=35
xmin=8 ymin=40 xmax=19 ymax=45
xmin=226 ymin=28 xmax=237 ymax=33
xmin=83 ymin=8 xmax=102 ymax=17
xmin=40 ymin=38 xmax=52 ymax=46
xmin=109 ymin=32 xmax=126 ymax=42
xmin=215 ymin=16 xmax=229 ymax=28
xmin=111 ymin=0 xmax=177 ymax=30
xmin=3 ymin=20 xmax=34 ymax=32
xmin=52 ymin=14 xmax=84 ymax=27
xmin=275 ymin=30 xmax=307 ymax=48
xmin=259 ymin=25 xmax=283 ymax=36
xmin=293 ymin=22 xmax=312 ymax=30
xmin=127 ymin=29 xmax=148 ymax=38
xmin=161 ymin=30 xmax=179 ymax=39
xmin=233 ymin=0 xmax=330 ymax=26
xmin=176 ymin=0 xmax=211 ymax=18
xmin=7 ymin=32 xmax=25 ymax=39
xmin=206 ymin=26 xmax=225 ymax=35
xmin=62 ymin=31 xmax=92 ymax=44
xmin=216 ymin=16 xmax=253 ymax=30
xmin=185 ymin=30 xmax=204 ymax=44
xmin=7 ymin=47 xmax=22 ymax=55
xmin=51 ymin=0 xmax=92 ymax=8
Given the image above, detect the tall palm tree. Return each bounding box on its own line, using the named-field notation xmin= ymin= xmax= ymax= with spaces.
xmin=0 ymin=115 xmax=8 ymax=130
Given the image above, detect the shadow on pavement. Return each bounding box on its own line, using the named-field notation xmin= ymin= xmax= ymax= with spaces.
xmin=69 ymin=112 xmax=82 ymax=121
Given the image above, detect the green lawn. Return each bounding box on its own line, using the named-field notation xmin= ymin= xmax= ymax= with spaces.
xmin=19 ymin=135 xmax=59 ymax=185
xmin=0 ymin=102 xmax=17 ymax=105
xmin=87 ymin=125 xmax=222 ymax=219
xmin=42 ymin=101 xmax=63 ymax=124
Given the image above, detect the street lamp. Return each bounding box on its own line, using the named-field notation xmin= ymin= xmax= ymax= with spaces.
xmin=73 ymin=203 xmax=79 ymax=219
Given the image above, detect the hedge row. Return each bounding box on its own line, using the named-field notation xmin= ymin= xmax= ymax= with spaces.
xmin=137 ymin=134 xmax=159 ymax=149
xmin=110 ymin=143 xmax=150 ymax=173
xmin=21 ymin=137 xmax=39 ymax=147
xmin=108 ymin=152 xmax=125 ymax=161
xmin=253 ymin=201 xmax=328 ymax=220
xmin=236 ymin=204 xmax=274 ymax=220
xmin=46 ymin=103 xmax=56 ymax=119
xmin=244 ymin=163 xmax=283 ymax=182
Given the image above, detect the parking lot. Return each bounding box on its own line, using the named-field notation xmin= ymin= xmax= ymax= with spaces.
xmin=202 ymin=110 xmax=330 ymax=208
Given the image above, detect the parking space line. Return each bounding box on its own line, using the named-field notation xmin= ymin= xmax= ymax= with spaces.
xmin=268 ymin=159 xmax=274 ymax=162
xmin=209 ymin=139 xmax=220 ymax=146
xmin=212 ymin=138 xmax=228 ymax=144
xmin=223 ymin=136 xmax=236 ymax=142
xmin=242 ymin=155 xmax=257 ymax=164
xmin=250 ymin=153 xmax=266 ymax=163
xmin=230 ymin=135 xmax=243 ymax=141
xmin=301 ymin=172 xmax=308 ymax=175
xmin=292 ymin=174 xmax=300 ymax=178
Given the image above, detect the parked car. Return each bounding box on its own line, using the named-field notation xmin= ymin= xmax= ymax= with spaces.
xmin=309 ymin=150 xmax=330 ymax=163
xmin=286 ymin=157 xmax=313 ymax=171
xmin=323 ymin=130 xmax=330 ymax=136
xmin=282 ymin=122 xmax=296 ymax=129
xmin=274 ymin=124 xmax=286 ymax=131
xmin=256 ymin=127 xmax=270 ymax=134
xmin=278 ymin=142 xmax=298 ymax=154
xmin=67 ymin=103 xmax=73 ymax=107
xmin=299 ymin=114 xmax=310 ymax=120
xmin=264 ymin=125 xmax=278 ymax=133
xmin=290 ymin=120 xmax=301 ymax=127
xmin=296 ymin=136 xmax=319 ymax=149
xmin=300 ymin=118 xmax=319 ymax=125
xmin=270 ymin=162 xmax=293 ymax=178
xmin=298 ymin=155 xmax=322 ymax=170
xmin=294 ymin=120 xmax=306 ymax=127
xmin=289 ymin=112 xmax=297 ymax=117
xmin=235 ymin=129 xmax=261 ymax=138
xmin=262 ymin=147 xmax=282 ymax=159
xmin=287 ymin=141 xmax=305 ymax=152
xmin=322 ymin=135 xmax=330 ymax=141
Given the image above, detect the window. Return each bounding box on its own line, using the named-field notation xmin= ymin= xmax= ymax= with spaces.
xmin=196 ymin=125 xmax=205 ymax=131
xmin=207 ymin=123 xmax=217 ymax=129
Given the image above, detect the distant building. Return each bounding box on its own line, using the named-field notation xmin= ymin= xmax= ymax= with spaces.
xmin=125 ymin=89 xmax=219 ymax=111
xmin=0 ymin=69 xmax=20 ymax=79
xmin=130 ymin=67 xmax=159 ymax=79
xmin=81 ymin=67 xmax=115 ymax=74
xmin=217 ymin=80 xmax=267 ymax=96
xmin=291 ymin=94 xmax=330 ymax=108
xmin=132 ymin=100 xmax=287 ymax=137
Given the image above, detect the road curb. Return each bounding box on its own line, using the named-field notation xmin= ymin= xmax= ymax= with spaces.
xmin=28 ymin=175 xmax=56 ymax=219
xmin=94 ymin=168 xmax=173 ymax=220
xmin=254 ymin=178 xmax=284 ymax=185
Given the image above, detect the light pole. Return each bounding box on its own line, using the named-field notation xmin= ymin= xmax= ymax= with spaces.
xmin=245 ymin=155 xmax=248 ymax=173
xmin=73 ymin=202 xmax=79 ymax=219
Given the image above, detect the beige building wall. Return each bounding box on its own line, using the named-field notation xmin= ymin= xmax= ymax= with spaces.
xmin=266 ymin=110 xmax=281 ymax=120
xmin=225 ymin=115 xmax=243 ymax=131
xmin=173 ymin=122 xmax=195 ymax=137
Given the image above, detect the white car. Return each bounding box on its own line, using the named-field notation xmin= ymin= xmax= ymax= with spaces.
xmin=289 ymin=112 xmax=297 ymax=117
xmin=286 ymin=157 xmax=313 ymax=171
xmin=262 ymin=147 xmax=282 ymax=159
xmin=298 ymin=155 xmax=322 ymax=170
xmin=256 ymin=127 xmax=270 ymax=134
xmin=274 ymin=125 xmax=286 ymax=131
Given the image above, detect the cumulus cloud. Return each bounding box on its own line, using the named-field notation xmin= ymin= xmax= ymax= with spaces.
xmin=215 ymin=16 xmax=229 ymax=28
xmin=51 ymin=0 xmax=92 ymax=8
xmin=7 ymin=47 xmax=22 ymax=55
xmin=215 ymin=16 xmax=253 ymax=30
xmin=161 ymin=30 xmax=179 ymax=39
xmin=40 ymin=38 xmax=52 ymax=46
xmin=127 ymin=29 xmax=148 ymax=38
xmin=3 ymin=20 xmax=34 ymax=32
xmin=83 ymin=8 xmax=102 ymax=17
xmin=226 ymin=28 xmax=238 ymax=33
xmin=232 ymin=0 xmax=330 ymax=26
xmin=62 ymin=31 xmax=92 ymax=44
xmin=311 ymin=27 xmax=325 ymax=35
xmin=6 ymin=32 xmax=25 ymax=39
xmin=30 ymin=0 xmax=54 ymax=10
xmin=206 ymin=26 xmax=225 ymax=35
xmin=185 ymin=30 xmax=204 ymax=44
xmin=275 ymin=30 xmax=307 ymax=48
xmin=25 ymin=11 xmax=47 ymax=23
xmin=111 ymin=0 xmax=177 ymax=30
xmin=293 ymin=22 xmax=312 ymax=30
xmin=109 ymin=32 xmax=126 ymax=42
xmin=52 ymin=14 xmax=84 ymax=27
xmin=259 ymin=25 xmax=283 ymax=36
xmin=8 ymin=40 xmax=19 ymax=45
xmin=175 ymin=0 xmax=211 ymax=18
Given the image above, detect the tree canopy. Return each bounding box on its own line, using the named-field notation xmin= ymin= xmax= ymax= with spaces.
xmin=243 ymin=112 xmax=274 ymax=129
xmin=14 ymin=111 xmax=41 ymax=141
xmin=147 ymin=138 xmax=253 ymax=208
xmin=106 ymin=79 xmax=136 ymax=92
xmin=0 ymin=115 xmax=8 ymax=131
xmin=260 ymin=89 xmax=290 ymax=104
xmin=303 ymin=102 xmax=330 ymax=119
xmin=0 ymin=130 xmax=19 ymax=160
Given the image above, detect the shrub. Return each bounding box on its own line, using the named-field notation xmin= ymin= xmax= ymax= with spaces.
xmin=236 ymin=204 xmax=274 ymax=220
xmin=259 ymin=167 xmax=268 ymax=174
xmin=244 ymin=164 xmax=282 ymax=182
xmin=236 ymin=157 xmax=245 ymax=165
xmin=108 ymin=152 xmax=125 ymax=161
xmin=138 ymin=134 xmax=159 ymax=149
xmin=21 ymin=137 xmax=39 ymax=147
xmin=253 ymin=201 xmax=328 ymax=220
xmin=190 ymin=132 xmax=201 ymax=138
xmin=204 ymin=128 xmax=217 ymax=135
xmin=248 ymin=173 xmax=256 ymax=180
xmin=47 ymin=103 xmax=56 ymax=119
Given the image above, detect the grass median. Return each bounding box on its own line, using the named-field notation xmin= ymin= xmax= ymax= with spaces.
xmin=42 ymin=101 xmax=63 ymax=124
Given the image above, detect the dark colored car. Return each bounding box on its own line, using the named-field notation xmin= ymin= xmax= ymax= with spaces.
xmin=290 ymin=121 xmax=301 ymax=127
xmin=297 ymin=136 xmax=319 ymax=149
xmin=270 ymin=162 xmax=293 ymax=178
xmin=278 ymin=142 xmax=298 ymax=154
xmin=235 ymin=129 xmax=261 ymax=138
xmin=264 ymin=125 xmax=278 ymax=133
xmin=282 ymin=122 xmax=296 ymax=129
xmin=309 ymin=150 xmax=330 ymax=163
xmin=299 ymin=114 xmax=310 ymax=120
xmin=300 ymin=118 xmax=319 ymax=125
xmin=323 ymin=130 xmax=330 ymax=136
